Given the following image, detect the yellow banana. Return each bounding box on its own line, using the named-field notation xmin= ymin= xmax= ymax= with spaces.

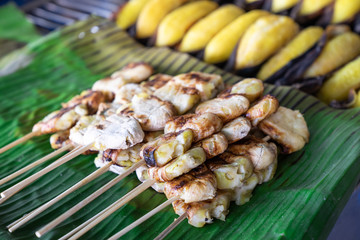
xmin=136 ymin=0 xmax=190 ymax=39
xmin=156 ymin=1 xmax=218 ymax=47
xmin=332 ymin=0 xmax=360 ymax=23
xmin=355 ymin=90 xmax=360 ymax=108
xmin=204 ymin=10 xmax=269 ymax=64
xmin=116 ymin=0 xmax=148 ymax=30
xmin=317 ymin=57 xmax=360 ymax=104
xmin=271 ymin=0 xmax=299 ymax=13
xmin=235 ymin=15 xmax=299 ymax=70
xmin=257 ymin=26 xmax=323 ymax=80
xmin=299 ymin=0 xmax=333 ymax=16
xmin=178 ymin=4 xmax=244 ymax=53
xmin=304 ymin=32 xmax=360 ymax=78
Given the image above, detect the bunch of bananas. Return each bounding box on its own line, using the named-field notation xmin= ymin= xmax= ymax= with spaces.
xmin=115 ymin=0 xmax=360 ymax=108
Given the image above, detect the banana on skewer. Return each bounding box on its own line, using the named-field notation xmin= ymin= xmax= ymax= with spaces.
xmin=178 ymin=4 xmax=244 ymax=53
xmin=155 ymin=1 xmax=218 ymax=47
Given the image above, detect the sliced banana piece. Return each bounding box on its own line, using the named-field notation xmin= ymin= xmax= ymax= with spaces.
xmin=258 ymin=106 xmax=310 ymax=154
xmin=165 ymin=113 xmax=223 ymax=142
xmin=221 ymin=117 xmax=251 ymax=143
xmin=246 ymin=95 xmax=279 ymax=126
xmin=140 ymin=129 xmax=194 ymax=167
xmin=148 ymin=147 xmax=206 ymax=182
xmin=163 ymin=164 xmax=217 ymax=203
xmin=196 ymin=94 xmax=249 ymax=123
xmin=194 ymin=133 xmax=228 ymax=159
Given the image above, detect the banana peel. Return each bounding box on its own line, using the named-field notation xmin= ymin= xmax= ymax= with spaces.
xmin=332 ymin=0 xmax=360 ymax=24
xmin=258 ymin=26 xmax=324 ymax=82
xmin=204 ymin=10 xmax=269 ymax=64
xmin=317 ymin=57 xmax=360 ymax=104
xmin=155 ymin=1 xmax=218 ymax=47
xmin=235 ymin=0 xmax=266 ymax=11
xmin=230 ymin=15 xmax=299 ymax=76
xmin=179 ymin=4 xmax=244 ymax=53
xmin=304 ymin=32 xmax=360 ymax=79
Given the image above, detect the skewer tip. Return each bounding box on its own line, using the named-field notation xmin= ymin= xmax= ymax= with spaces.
xmin=35 ymin=231 xmax=42 ymax=238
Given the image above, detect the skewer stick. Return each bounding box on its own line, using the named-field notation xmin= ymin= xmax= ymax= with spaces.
xmin=8 ymin=162 xmax=112 ymax=232
xmin=35 ymin=160 xmax=145 ymax=238
xmin=154 ymin=213 xmax=187 ymax=240
xmin=0 ymin=144 xmax=92 ymax=204
xmin=108 ymin=196 xmax=179 ymax=240
xmin=0 ymin=144 xmax=73 ymax=186
xmin=60 ymin=179 xmax=156 ymax=240
xmin=0 ymin=131 xmax=40 ymax=154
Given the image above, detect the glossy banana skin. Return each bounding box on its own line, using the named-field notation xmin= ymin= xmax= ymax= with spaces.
xmin=231 ymin=15 xmax=299 ymax=76
xmin=318 ymin=57 xmax=360 ymax=104
xmin=156 ymin=1 xmax=218 ymax=47
xmin=179 ymin=4 xmax=244 ymax=53
xmin=116 ymin=0 xmax=148 ymax=30
xmin=259 ymin=27 xmax=326 ymax=85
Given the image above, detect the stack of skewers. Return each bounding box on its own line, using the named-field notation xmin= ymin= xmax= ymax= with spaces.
xmin=0 ymin=62 xmax=309 ymax=239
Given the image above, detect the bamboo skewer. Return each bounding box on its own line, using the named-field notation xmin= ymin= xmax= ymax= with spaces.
xmin=60 ymin=179 xmax=156 ymax=240
xmin=0 ymin=144 xmax=92 ymax=204
xmin=8 ymin=161 xmax=112 ymax=232
xmin=35 ymin=160 xmax=145 ymax=238
xmin=108 ymin=196 xmax=179 ymax=240
xmin=0 ymin=131 xmax=40 ymax=154
xmin=0 ymin=144 xmax=73 ymax=186
xmin=154 ymin=213 xmax=187 ymax=240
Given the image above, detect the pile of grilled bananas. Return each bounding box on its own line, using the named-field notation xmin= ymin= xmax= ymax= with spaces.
xmin=116 ymin=0 xmax=360 ymax=108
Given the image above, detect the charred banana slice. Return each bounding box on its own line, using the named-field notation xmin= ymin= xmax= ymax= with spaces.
xmin=164 ymin=113 xmax=223 ymax=142
xmin=256 ymin=157 xmax=278 ymax=184
xmin=208 ymin=152 xmax=253 ymax=190
xmin=156 ymin=1 xmax=218 ymax=47
xmin=224 ymin=78 xmax=264 ymax=102
xmin=140 ymin=129 xmax=194 ymax=167
xmin=204 ymin=10 xmax=269 ymax=64
xmin=163 ymin=164 xmax=217 ymax=203
xmin=173 ymin=190 xmax=232 ymax=227
xmin=227 ymin=137 xmax=277 ymax=171
xmin=118 ymin=93 xmax=177 ymax=131
xmin=171 ymin=72 xmax=224 ymax=101
xmin=116 ymin=0 xmax=148 ymax=30
xmin=179 ymin=4 xmax=244 ymax=52
xmin=148 ymin=147 xmax=206 ymax=182
xmin=232 ymin=173 xmax=259 ymax=205
xmin=317 ymin=57 xmax=360 ymax=104
xmin=304 ymin=32 xmax=360 ymax=78
xmin=257 ymin=26 xmax=324 ymax=81
xmin=136 ymin=165 xmax=165 ymax=193
xmin=234 ymin=15 xmax=299 ymax=71
xmin=332 ymin=0 xmax=360 ymax=24
xmin=221 ymin=117 xmax=251 ymax=143
xmin=246 ymin=95 xmax=279 ymax=126
xmin=194 ymin=133 xmax=228 ymax=159
xmin=195 ymin=94 xmax=250 ymax=123
xmin=258 ymin=106 xmax=309 ymax=154
xmin=136 ymin=0 xmax=189 ymax=39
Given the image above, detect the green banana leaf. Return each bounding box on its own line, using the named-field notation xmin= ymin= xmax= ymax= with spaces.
xmin=0 ymin=17 xmax=359 ymax=240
